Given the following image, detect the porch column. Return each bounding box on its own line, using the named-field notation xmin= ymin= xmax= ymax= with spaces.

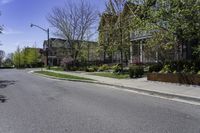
xmin=140 ymin=41 xmax=143 ymax=63
xmin=130 ymin=44 xmax=133 ymax=64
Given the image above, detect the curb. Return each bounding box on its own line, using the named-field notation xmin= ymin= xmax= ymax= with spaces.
xmin=31 ymin=71 xmax=96 ymax=83
xmin=30 ymin=70 xmax=200 ymax=104
xmin=103 ymin=83 xmax=200 ymax=103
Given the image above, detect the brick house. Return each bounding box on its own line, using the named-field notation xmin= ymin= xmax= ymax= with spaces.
xmin=43 ymin=38 xmax=98 ymax=66
xmin=99 ymin=2 xmax=194 ymax=65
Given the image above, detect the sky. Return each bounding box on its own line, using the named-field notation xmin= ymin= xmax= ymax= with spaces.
xmin=0 ymin=0 xmax=107 ymax=55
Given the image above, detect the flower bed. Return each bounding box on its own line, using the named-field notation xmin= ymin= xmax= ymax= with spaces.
xmin=147 ymin=73 xmax=200 ymax=85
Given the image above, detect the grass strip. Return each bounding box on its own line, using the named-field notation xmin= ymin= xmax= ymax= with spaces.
xmin=92 ymin=72 xmax=129 ymax=79
xmin=48 ymin=67 xmax=64 ymax=71
xmin=34 ymin=71 xmax=93 ymax=81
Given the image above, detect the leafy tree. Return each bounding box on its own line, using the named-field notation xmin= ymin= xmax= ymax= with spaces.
xmin=99 ymin=0 xmax=132 ymax=64
xmin=13 ymin=46 xmax=24 ymax=68
xmin=23 ymin=47 xmax=40 ymax=67
xmin=128 ymin=0 xmax=200 ymax=61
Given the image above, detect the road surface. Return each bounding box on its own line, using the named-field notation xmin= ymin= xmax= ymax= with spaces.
xmin=0 ymin=69 xmax=200 ymax=133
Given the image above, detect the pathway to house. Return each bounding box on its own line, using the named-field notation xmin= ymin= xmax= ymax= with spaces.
xmin=41 ymin=69 xmax=200 ymax=104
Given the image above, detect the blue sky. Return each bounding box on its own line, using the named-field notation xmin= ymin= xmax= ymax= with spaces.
xmin=0 ymin=0 xmax=107 ymax=54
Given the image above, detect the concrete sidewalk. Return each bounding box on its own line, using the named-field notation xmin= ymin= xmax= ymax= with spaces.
xmin=43 ymin=70 xmax=200 ymax=103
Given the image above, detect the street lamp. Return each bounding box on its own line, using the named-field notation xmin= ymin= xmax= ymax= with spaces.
xmin=30 ymin=24 xmax=50 ymax=69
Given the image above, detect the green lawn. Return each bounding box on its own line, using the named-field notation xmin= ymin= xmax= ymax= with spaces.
xmin=48 ymin=67 xmax=64 ymax=71
xmin=34 ymin=71 xmax=93 ymax=81
xmin=92 ymin=72 xmax=129 ymax=79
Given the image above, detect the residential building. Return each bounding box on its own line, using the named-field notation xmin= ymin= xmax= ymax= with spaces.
xmin=99 ymin=2 xmax=194 ymax=65
xmin=43 ymin=38 xmax=99 ymax=66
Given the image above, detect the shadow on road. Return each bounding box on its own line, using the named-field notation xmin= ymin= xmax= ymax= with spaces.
xmin=0 ymin=80 xmax=16 ymax=89
xmin=0 ymin=80 xmax=16 ymax=103
xmin=0 ymin=95 xmax=7 ymax=103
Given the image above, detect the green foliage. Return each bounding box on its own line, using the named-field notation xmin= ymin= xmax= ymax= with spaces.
xmin=198 ymin=71 xmax=200 ymax=75
xmin=13 ymin=46 xmax=42 ymax=68
xmin=34 ymin=71 xmax=92 ymax=81
xmin=50 ymin=66 xmax=64 ymax=71
xmin=112 ymin=64 xmax=123 ymax=73
xmin=160 ymin=64 xmax=171 ymax=73
xmin=85 ymin=66 xmax=98 ymax=72
xmin=85 ymin=67 xmax=95 ymax=72
xmin=129 ymin=0 xmax=200 ymax=60
xmin=13 ymin=46 xmax=24 ymax=68
xmin=23 ymin=48 xmax=40 ymax=67
xmin=158 ymin=61 xmax=200 ymax=74
xmin=148 ymin=63 xmax=163 ymax=73
xmin=66 ymin=66 xmax=78 ymax=71
xmin=3 ymin=58 xmax=13 ymax=67
xmin=98 ymin=64 xmax=110 ymax=71
xmin=129 ymin=65 xmax=144 ymax=78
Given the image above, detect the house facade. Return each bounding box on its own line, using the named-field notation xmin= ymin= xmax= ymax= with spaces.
xmin=43 ymin=38 xmax=98 ymax=66
xmin=99 ymin=2 xmax=194 ymax=65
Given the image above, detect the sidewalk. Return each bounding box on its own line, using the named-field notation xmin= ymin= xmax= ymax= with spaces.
xmin=44 ymin=70 xmax=200 ymax=103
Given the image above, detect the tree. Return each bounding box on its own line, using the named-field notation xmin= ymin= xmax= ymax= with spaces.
xmin=98 ymin=13 xmax=118 ymax=62
xmin=100 ymin=0 xmax=133 ymax=64
xmin=13 ymin=46 xmax=24 ymax=68
xmin=128 ymin=0 xmax=200 ymax=61
xmin=0 ymin=50 xmax=5 ymax=67
xmin=47 ymin=0 xmax=97 ymax=62
xmin=23 ymin=46 xmax=40 ymax=67
xmin=105 ymin=0 xmax=126 ymax=14
xmin=3 ymin=53 xmax=14 ymax=67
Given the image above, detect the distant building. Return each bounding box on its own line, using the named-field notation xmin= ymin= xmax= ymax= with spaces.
xmin=43 ymin=38 xmax=98 ymax=66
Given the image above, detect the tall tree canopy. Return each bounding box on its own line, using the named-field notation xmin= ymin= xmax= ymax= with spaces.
xmin=47 ymin=0 xmax=97 ymax=62
xmin=129 ymin=0 xmax=200 ymax=60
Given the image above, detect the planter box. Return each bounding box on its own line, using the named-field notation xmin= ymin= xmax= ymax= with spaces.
xmin=147 ymin=73 xmax=200 ymax=85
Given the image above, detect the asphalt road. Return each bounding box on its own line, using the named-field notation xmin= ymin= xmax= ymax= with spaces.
xmin=0 ymin=69 xmax=200 ymax=133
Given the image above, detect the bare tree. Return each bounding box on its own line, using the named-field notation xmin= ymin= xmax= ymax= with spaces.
xmin=47 ymin=0 xmax=97 ymax=62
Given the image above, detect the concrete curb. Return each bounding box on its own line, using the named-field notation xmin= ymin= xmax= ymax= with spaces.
xmin=30 ymin=70 xmax=200 ymax=104
xmin=31 ymin=71 xmax=96 ymax=83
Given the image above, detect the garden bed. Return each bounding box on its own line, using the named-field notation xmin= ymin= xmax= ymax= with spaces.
xmin=147 ymin=73 xmax=200 ymax=85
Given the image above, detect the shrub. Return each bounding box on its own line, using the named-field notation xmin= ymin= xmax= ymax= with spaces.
xmin=198 ymin=71 xmax=200 ymax=75
xmin=148 ymin=60 xmax=200 ymax=74
xmin=129 ymin=65 xmax=144 ymax=78
xmin=149 ymin=64 xmax=163 ymax=73
xmin=112 ymin=64 xmax=122 ymax=73
xmin=91 ymin=66 xmax=98 ymax=71
xmin=85 ymin=66 xmax=98 ymax=72
xmin=98 ymin=64 xmax=110 ymax=72
xmin=85 ymin=67 xmax=95 ymax=72
xmin=67 ymin=66 xmax=78 ymax=71
xmin=160 ymin=64 xmax=172 ymax=73
xmin=181 ymin=64 xmax=190 ymax=73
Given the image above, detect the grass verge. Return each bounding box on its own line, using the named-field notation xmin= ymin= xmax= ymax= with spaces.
xmin=91 ymin=72 xmax=129 ymax=79
xmin=48 ymin=67 xmax=64 ymax=71
xmin=34 ymin=71 xmax=93 ymax=81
